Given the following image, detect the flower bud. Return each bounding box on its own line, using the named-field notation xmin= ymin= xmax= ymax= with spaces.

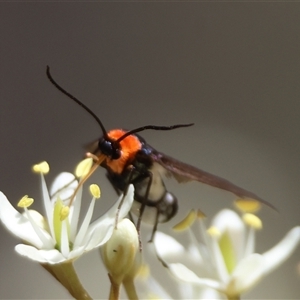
xmin=101 ymin=219 xmax=139 ymax=283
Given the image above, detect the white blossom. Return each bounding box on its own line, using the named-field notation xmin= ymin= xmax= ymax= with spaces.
xmin=0 ymin=162 xmax=134 ymax=264
xmin=154 ymin=209 xmax=300 ymax=298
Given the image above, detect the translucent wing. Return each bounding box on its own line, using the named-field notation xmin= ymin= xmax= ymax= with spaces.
xmin=150 ymin=149 xmax=275 ymax=209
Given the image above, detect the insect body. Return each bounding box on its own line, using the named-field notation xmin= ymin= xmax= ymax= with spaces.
xmin=97 ymin=129 xmax=180 ymax=229
xmin=46 ymin=66 xmax=273 ymax=240
xmin=96 ymin=128 xmax=271 ymax=239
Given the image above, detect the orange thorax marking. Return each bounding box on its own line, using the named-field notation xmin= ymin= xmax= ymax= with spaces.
xmin=105 ymin=129 xmax=142 ymax=174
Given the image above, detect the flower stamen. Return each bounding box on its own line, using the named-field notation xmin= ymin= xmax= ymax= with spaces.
xmin=89 ymin=184 xmax=101 ymax=199
xmin=173 ymin=209 xmax=197 ymax=231
xmin=243 ymin=213 xmax=262 ymax=230
xmin=75 ymin=158 xmax=93 ymax=178
xmin=234 ymin=198 xmax=261 ymax=213
xmin=18 ymin=195 xmax=34 ymax=208
xmin=32 ymin=161 xmax=50 ymax=174
xmin=21 ymin=201 xmax=53 ymax=248
xmin=207 ymin=226 xmax=221 ymax=237
xmin=60 ymin=205 xmax=70 ymax=221
xmin=197 ymin=209 xmax=206 ymax=219
xmin=73 ymin=192 xmax=97 ymax=247
xmin=68 ymin=154 xmax=105 ymax=208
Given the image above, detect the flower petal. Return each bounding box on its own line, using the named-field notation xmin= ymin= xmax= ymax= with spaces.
xmin=60 ymin=220 xmax=70 ymax=258
xmin=15 ymin=244 xmax=66 ymax=264
xmin=69 ymin=186 xmax=82 ymax=241
xmin=197 ymin=287 xmax=225 ymax=299
xmin=169 ymin=263 xmax=222 ymax=290
xmin=118 ymin=184 xmax=135 ymax=219
xmin=40 ymin=173 xmax=55 ymax=238
xmin=50 ymin=172 xmax=77 ymax=202
xmin=0 ymin=192 xmax=54 ymax=248
xmin=154 ymin=231 xmax=186 ymax=264
xmin=208 ymin=231 xmax=229 ymax=282
xmin=68 ymin=245 xmax=85 ymax=260
xmin=227 ymin=253 xmax=265 ymax=295
xmin=138 ymin=273 xmax=173 ymax=299
xmin=262 ymin=226 xmax=300 ymax=275
xmin=73 ymin=197 xmax=96 ymax=247
xmin=83 ymin=220 xmax=114 ymax=251
xmin=79 ymin=185 xmax=135 ymax=254
xmin=212 ymin=209 xmax=245 ymax=261
xmin=86 ymin=184 xmax=134 ymax=239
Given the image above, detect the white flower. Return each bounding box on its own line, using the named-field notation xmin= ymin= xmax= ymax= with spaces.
xmin=154 ymin=209 xmax=300 ymax=299
xmin=0 ymin=161 xmax=134 ymax=264
xmin=136 ymin=262 xmax=222 ymax=300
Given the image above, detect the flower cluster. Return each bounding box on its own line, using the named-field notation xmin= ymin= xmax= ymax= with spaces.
xmin=0 ymin=160 xmax=137 ymax=299
xmin=153 ymin=208 xmax=300 ymax=299
xmin=0 ymin=160 xmax=134 ymax=264
xmin=0 ymin=159 xmax=299 ymax=300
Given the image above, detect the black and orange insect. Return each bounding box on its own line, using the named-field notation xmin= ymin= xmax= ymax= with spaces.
xmin=46 ymin=66 xmax=272 ymax=240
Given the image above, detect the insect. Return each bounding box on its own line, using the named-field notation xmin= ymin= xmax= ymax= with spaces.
xmin=46 ymin=66 xmax=273 ymax=241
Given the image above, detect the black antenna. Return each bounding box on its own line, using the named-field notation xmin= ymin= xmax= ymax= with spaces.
xmin=116 ymin=123 xmax=194 ymax=143
xmin=46 ymin=66 xmax=194 ymax=145
xmin=46 ymin=66 xmax=108 ymax=137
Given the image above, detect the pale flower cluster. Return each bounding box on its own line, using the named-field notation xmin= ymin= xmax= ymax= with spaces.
xmin=0 ymin=160 xmax=134 ymax=264
xmin=153 ymin=209 xmax=300 ymax=299
xmin=0 ymin=160 xmax=299 ymax=300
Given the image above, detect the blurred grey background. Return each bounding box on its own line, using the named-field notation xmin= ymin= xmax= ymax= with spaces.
xmin=0 ymin=2 xmax=299 ymax=299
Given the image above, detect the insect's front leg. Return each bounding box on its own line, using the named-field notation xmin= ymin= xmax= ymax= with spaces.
xmin=135 ymin=171 xmax=153 ymax=233
xmin=149 ymin=209 xmax=160 ymax=243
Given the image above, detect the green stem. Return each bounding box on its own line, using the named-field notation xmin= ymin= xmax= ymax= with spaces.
xmin=123 ymin=277 xmax=139 ymax=300
xmin=108 ymin=274 xmax=121 ymax=300
xmin=41 ymin=261 xmax=92 ymax=300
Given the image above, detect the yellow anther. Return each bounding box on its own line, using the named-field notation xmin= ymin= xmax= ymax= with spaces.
xmin=60 ymin=205 xmax=70 ymax=221
xmin=173 ymin=209 xmax=197 ymax=231
xmin=234 ymin=198 xmax=261 ymax=213
xmin=197 ymin=209 xmax=206 ymax=219
xmin=32 ymin=161 xmax=50 ymax=174
xmin=207 ymin=226 xmax=221 ymax=237
xmin=89 ymin=184 xmax=101 ymax=199
xmin=243 ymin=213 xmax=262 ymax=230
xmin=18 ymin=195 xmax=34 ymax=208
xmin=75 ymin=158 xmax=93 ymax=178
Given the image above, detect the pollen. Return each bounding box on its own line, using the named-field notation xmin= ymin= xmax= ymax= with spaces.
xmin=60 ymin=205 xmax=70 ymax=221
xmin=75 ymin=158 xmax=93 ymax=178
xmin=18 ymin=195 xmax=34 ymax=208
xmin=89 ymin=184 xmax=101 ymax=199
xmin=173 ymin=209 xmax=197 ymax=231
xmin=32 ymin=161 xmax=50 ymax=174
xmin=234 ymin=198 xmax=261 ymax=213
xmin=243 ymin=213 xmax=262 ymax=230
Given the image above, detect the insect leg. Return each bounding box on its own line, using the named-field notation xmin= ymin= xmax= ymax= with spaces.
xmin=50 ymin=177 xmax=77 ymax=199
xmin=149 ymin=208 xmax=160 ymax=243
xmin=106 ymin=171 xmax=137 ymax=227
xmin=136 ymin=171 xmax=153 ymax=246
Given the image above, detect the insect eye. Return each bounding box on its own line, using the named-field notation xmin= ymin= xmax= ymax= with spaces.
xmin=98 ymin=138 xmax=121 ymax=160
